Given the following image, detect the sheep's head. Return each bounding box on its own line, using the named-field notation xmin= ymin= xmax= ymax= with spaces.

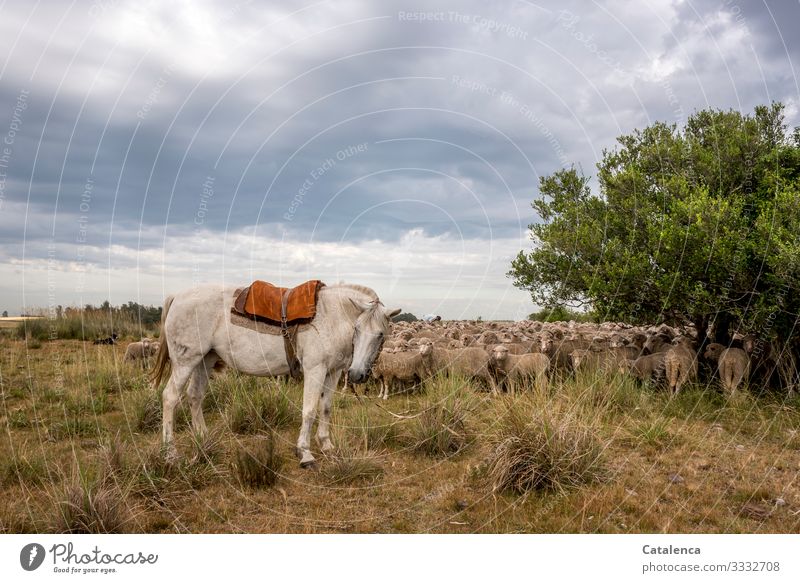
xmin=491 ymin=345 xmax=509 ymax=363
xmin=539 ymin=333 xmax=554 ymax=354
xmin=704 ymin=342 xmax=725 ymax=361
xmin=644 ymin=333 xmax=670 ymax=353
xmin=672 ymin=335 xmax=695 ymax=349
xmin=608 ymin=334 xmax=628 ymax=349
xmin=418 ymin=342 xmax=433 ymax=357
xmin=571 ymin=349 xmax=587 ymax=369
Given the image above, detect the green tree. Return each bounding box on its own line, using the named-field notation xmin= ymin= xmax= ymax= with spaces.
xmin=510 ymin=103 xmax=800 ymax=351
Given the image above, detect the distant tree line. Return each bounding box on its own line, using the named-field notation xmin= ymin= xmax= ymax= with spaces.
xmin=16 ymin=300 xmax=162 ymax=342
xmin=392 ymin=312 xmax=418 ymax=323
xmin=528 ymin=307 xmax=596 ymax=323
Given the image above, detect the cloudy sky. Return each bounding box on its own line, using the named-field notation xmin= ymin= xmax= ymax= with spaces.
xmin=0 ymin=0 xmax=798 ymax=319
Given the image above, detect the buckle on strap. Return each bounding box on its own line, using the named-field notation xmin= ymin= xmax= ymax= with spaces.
xmin=280 ymin=289 xmax=290 ymax=336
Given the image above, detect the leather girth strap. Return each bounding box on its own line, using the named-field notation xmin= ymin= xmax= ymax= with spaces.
xmin=281 ymin=290 xmax=302 ymax=380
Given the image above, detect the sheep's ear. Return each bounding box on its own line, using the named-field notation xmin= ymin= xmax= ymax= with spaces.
xmin=386 ymin=308 xmax=402 ymax=319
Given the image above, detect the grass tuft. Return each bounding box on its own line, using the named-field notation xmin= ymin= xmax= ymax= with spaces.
xmin=232 ymin=434 xmax=283 ymax=488
xmin=319 ymin=448 xmax=383 ymax=486
xmin=483 ymin=405 xmax=607 ymax=495
xmin=226 ymin=380 xmax=298 ymax=434
xmin=1 ymin=450 xmax=50 ymax=487
xmin=51 ymin=472 xmax=130 ymax=533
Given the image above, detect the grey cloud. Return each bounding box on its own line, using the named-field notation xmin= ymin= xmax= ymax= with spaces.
xmin=0 ymin=0 xmax=798 ymax=316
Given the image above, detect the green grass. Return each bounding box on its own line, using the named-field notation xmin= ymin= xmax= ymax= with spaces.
xmin=225 ymin=377 xmax=299 ymax=434
xmin=48 ymin=417 xmax=104 ymax=441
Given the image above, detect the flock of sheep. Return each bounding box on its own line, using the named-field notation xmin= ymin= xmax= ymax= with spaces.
xmin=366 ymin=319 xmax=764 ymax=399
xmin=115 ymin=320 xmax=768 ymax=399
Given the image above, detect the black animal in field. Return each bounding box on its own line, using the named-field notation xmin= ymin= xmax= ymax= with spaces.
xmin=93 ymin=333 xmax=118 ymax=345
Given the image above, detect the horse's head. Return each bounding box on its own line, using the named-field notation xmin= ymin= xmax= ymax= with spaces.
xmin=348 ymin=299 xmax=401 ymax=384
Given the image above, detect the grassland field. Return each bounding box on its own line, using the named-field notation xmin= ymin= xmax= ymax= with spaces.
xmin=1 ymin=334 xmax=799 ymax=533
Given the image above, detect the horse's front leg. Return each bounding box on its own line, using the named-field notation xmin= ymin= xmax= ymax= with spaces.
xmin=296 ymin=365 xmax=326 ymax=468
xmin=316 ymin=369 xmax=342 ymax=454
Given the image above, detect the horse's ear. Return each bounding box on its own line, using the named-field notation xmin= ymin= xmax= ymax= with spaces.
xmin=387 ymin=308 xmax=402 ymax=319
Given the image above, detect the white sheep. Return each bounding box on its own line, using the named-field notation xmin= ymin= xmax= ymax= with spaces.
xmin=371 ymin=343 xmax=432 ymax=400
xmin=490 ymin=345 xmax=549 ymax=394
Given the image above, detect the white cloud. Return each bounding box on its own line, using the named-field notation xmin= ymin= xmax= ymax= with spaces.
xmin=2 ymin=227 xmax=534 ymax=319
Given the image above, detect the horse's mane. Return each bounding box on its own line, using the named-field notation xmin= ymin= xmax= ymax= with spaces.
xmin=324 ymin=282 xmax=379 ymax=301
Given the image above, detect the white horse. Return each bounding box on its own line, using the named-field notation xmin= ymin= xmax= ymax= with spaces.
xmin=151 ymin=282 xmax=400 ymax=467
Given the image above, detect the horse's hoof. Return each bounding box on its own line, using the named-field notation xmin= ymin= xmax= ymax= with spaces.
xmin=299 ymin=459 xmax=317 ymax=470
xmin=317 ymin=436 xmax=334 ymax=453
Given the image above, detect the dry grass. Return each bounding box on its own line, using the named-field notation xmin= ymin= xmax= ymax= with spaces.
xmin=50 ymin=470 xmax=131 ymax=533
xmin=232 ymin=434 xmax=283 ymax=488
xmin=319 ymin=447 xmax=384 ymax=486
xmin=1 ymin=339 xmax=799 ymax=533
xmin=407 ymin=375 xmax=475 ymax=457
xmin=483 ymin=402 xmax=607 ymax=494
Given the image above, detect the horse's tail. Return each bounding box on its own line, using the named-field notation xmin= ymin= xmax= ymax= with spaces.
xmin=150 ymin=295 xmax=174 ymax=388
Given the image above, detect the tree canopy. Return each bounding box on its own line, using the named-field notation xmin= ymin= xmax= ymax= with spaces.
xmin=509 ymin=103 xmax=800 ymax=346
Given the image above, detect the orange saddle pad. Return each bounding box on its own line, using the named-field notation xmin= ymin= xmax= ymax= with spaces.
xmin=233 ymin=280 xmax=325 ymax=326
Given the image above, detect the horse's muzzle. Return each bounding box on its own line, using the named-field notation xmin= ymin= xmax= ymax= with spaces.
xmin=348 ymin=368 xmax=368 ymax=384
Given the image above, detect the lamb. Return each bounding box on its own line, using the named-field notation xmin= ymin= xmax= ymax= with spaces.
xmin=663 ymin=336 xmax=697 ymax=394
xmin=124 ymin=339 xmax=159 ymax=362
xmin=371 ymin=343 xmax=432 ymax=400
xmin=490 ymin=345 xmax=549 ymax=394
xmin=704 ymin=343 xmax=750 ymax=396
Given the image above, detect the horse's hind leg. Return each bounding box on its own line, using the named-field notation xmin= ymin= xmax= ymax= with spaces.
xmin=316 ymin=370 xmax=342 ymax=454
xmin=186 ymin=353 xmax=219 ymax=440
xmin=162 ymin=361 xmax=201 ymax=458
